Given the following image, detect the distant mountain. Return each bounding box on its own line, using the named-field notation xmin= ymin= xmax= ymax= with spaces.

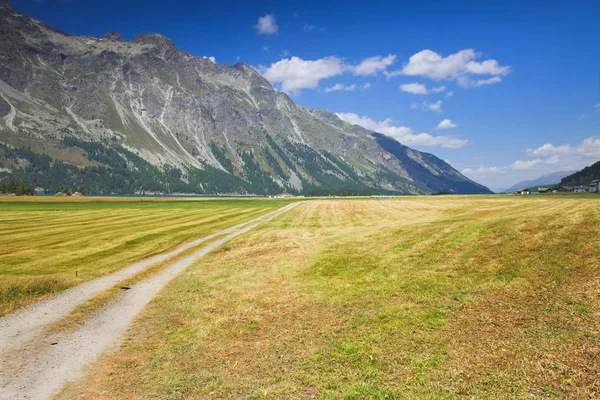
xmin=560 ymin=161 xmax=600 ymax=187
xmin=504 ymin=170 xmax=577 ymax=193
xmin=0 ymin=0 xmax=491 ymax=195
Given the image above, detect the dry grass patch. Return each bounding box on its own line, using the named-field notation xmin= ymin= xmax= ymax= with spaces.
xmin=435 ymin=206 xmax=600 ymax=398
xmin=56 ymin=196 xmax=600 ymax=399
xmin=0 ymin=198 xmax=288 ymax=315
xmin=44 ymin=233 xmax=229 ymax=335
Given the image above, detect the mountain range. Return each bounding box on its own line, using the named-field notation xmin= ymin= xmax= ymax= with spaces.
xmin=503 ymin=170 xmax=577 ymax=193
xmin=0 ymin=0 xmax=491 ymax=195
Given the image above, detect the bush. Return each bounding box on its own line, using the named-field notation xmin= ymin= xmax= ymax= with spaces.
xmin=0 ymin=179 xmax=35 ymax=196
xmin=55 ymin=184 xmax=72 ymax=196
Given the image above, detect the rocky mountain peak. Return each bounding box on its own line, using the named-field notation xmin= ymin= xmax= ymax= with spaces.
xmin=100 ymin=30 xmax=126 ymax=42
xmin=131 ymin=33 xmax=175 ymax=50
xmin=0 ymin=0 xmax=16 ymax=15
xmin=229 ymin=61 xmax=273 ymax=87
xmin=232 ymin=61 xmax=252 ymax=70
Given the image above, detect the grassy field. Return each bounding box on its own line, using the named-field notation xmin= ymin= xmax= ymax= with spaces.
xmin=53 ymin=195 xmax=600 ymax=399
xmin=0 ymin=197 xmax=289 ymax=316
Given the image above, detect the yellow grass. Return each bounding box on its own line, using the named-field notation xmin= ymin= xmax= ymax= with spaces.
xmin=0 ymin=197 xmax=288 ymax=316
xmin=38 ymin=196 xmax=600 ymax=398
xmin=44 ymin=238 xmax=210 ymax=335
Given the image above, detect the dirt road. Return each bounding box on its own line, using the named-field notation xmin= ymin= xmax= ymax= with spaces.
xmin=0 ymin=202 xmax=298 ymax=400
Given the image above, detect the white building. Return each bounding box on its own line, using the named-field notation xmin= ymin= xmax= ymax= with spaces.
xmin=573 ymin=185 xmax=586 ymax=193
xmin=589 ymin=180 xmax=599 ymax=193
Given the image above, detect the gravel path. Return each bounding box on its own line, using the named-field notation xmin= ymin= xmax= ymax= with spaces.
xmin=0 ymin=203 xmax=298 ymax=400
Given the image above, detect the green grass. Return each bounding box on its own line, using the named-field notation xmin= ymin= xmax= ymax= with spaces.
xmin=0 ymin=197 xmax=287 ymax=211
xmin=55 ymin=196 xmax=600 ymax=399
xmin=0 ymin=197 xmax=290 ymax=316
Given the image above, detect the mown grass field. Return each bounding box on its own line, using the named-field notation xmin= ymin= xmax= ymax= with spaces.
xmin=0 ymin=197 xmax=289 ymax=316
xmin=53 ymin=195 xmax=600 ymax=399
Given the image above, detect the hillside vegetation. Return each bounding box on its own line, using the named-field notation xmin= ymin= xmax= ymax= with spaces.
xmin=560 ymin=160 xmax=600 ymax=186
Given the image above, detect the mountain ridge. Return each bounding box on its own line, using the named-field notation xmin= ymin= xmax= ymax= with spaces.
xmin=0 ymin=1 xmax=492 ymax=195
xmin=560 ymin=161 xmax=600 ymax=187
xmin=503 ymin=170 xmax=577 ymax=193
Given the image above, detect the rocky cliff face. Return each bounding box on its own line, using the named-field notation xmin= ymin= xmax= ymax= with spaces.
xmin=0 ymin=0 xmax=491 ymax=194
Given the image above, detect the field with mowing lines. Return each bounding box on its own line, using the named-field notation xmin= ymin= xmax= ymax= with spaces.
xmin=57 ymin=196 xmax=600 ymax=399
xmin=0 ymin=197 xmax=289 ymax=316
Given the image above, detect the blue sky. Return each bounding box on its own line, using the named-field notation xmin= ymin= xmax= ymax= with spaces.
xmin=11 ymin=0 xmax=600 ymax=191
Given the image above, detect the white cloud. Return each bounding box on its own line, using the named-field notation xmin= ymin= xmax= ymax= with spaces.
xmin=352 ymin=54 xmax=396 ymax=76
xmin=336 ymin=112 xmax=411 ymax=137
xmin=383 ymin=70 xmax=402 ymax=79
xmin=578 ymin=137 xmax=600 ymax=157
xmin=595 ymin=103 xmax=600 ymax=109
xmin=261 ymin=46 xmax=269 ymax=52
xmin=304 ymin=24 xmax=314 ymax=31
xmin=435 ymin=119 xmax=457 ymax=130
xmin=462 ymin=166 xmax=503 ymax=174
xmin=258 ymin=54 xmax=396 ymax=94
xmin=402 ymin=49 xmax=471 ymax=79
xmin=386 ymin=49 xmax=510 ymax=87
xmin=258 ymin=56 xmax=345 ymax=94
xmin=400 ymin=83 xmax=428 ymax=94
xmin=462 ymin=137 xmax=600 ymax=189
xmin=526 ymin=143 xmax=571 ymax=157
xmin=324 ymin=83 xmax=357 ymax=93
xmin=203 ymin=56 xmax=216 ymax=63
xmin=464 ymin=156 xmax=560 ymax=174
xmin=362 ymin=82 xmax=372 ymax=89
xmin=255 ymin=14 xmax=278 ymax=35
xmin=524 ymin=138 xmax=600 ymax=161
xmin=410 ymin=100 xmax=443 ymax=112
xmin=336 ymin=112 xmax=467 ymax=149
xmin=400 ymin=83 xmax=447 ymax=95
xmin=511 ymin=159 xmax=545 ymax=170
xmin=465 ymin=59 xmax=510 ymax=75
xmin=445 ymin=90 xmax=454 ymax=98
xmin=425 ymin=100 xmax=442 ymax=112
xmin=473 ymin=76 xmax=503 ymax=86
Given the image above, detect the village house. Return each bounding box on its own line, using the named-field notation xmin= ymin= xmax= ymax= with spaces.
xmin=589 ymin=180 xmax=599 ymax=193
xmin=515 ymin=188 xmax=530 ymax=195
xmin=573 ymin=185 xmax=586 ymax=193
xmin=553 ymin=185 xmax=572 ymax=193
xmin=538 ymin=187 xmax=552 ymax=194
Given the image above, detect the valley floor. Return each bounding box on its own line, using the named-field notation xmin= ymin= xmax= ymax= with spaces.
xmin=0 ymin=197 xmax=289 ymax=316
xmin=0 ymin=195 xmax=598 ymax=399
xmin=0 ymin=203 xmax=299 ymax=399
